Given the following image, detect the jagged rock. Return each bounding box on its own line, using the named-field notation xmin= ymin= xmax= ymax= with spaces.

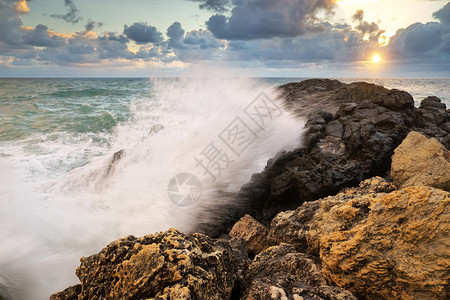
xmin=307 ymin=186 xmax=450 ymax=299
xmin=242 ymin=244 xmax=357 ymax=300
xmin=268 ymin=177 xmax=395 ymax=253
xmin=391 ymin=131 xmax=450 ymax=191
xmin=229 ymin=214 xmax=270 ymax=256
xmin=202 ymin=79 xmax=449 ymax=237
xmin=267 ymin=201 xmax=320 ymax=253
xmin=51 ymin=229 xmax=249 ymax=300
xmin=415 ymin=96 xmax=450 ymax=148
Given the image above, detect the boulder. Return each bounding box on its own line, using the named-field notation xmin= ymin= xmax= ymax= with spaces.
xmin=307 ymin=186 xmax=450 ymax=299
xmin=229 ymin=214 xmax=270 ymax=256
xmin=50 ymin=229 xmax=249 ymax=300
xmin=242 ymin=244 xmax=356 ymax=300
xmin=391 ymin=131 xmax=450 ymax=191
xmin=268 ymin=177 xmax=395 ymax=253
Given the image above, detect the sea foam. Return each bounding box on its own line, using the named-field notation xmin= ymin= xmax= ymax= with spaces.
xmin=0 ymin=67 xmax=305 ymax=299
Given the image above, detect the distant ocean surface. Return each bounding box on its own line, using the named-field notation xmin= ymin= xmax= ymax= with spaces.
xmin=1 ymin=77 xmax=448 ymax=178
xmin=0 ymin=76 xmax=448 ymax=299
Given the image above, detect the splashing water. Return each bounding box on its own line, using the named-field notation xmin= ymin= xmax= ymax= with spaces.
xmin=0 ymin=68 xmax=305 ymax=299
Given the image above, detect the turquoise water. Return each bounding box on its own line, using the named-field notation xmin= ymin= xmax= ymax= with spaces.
xmin=0 ymin=77 xmax=448 ymax=179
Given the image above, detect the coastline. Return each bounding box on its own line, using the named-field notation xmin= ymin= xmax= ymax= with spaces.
xmin=49 ymin=79 xmax=450 ymax=300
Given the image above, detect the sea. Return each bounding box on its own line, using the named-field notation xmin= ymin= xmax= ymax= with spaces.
xmin=0 ymin=72 xmax=449 ymax=299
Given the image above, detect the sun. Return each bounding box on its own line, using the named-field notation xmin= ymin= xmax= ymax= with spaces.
xmin=372 ymin=54 xmax=382 ymax=63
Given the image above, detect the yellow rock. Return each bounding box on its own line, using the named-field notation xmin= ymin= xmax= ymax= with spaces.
xmin=308 ymin=185 xmax=449 ymax=299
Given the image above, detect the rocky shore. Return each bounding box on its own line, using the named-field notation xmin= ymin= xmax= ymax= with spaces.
xmin=51 ymin=79 xmax=449 ymax=300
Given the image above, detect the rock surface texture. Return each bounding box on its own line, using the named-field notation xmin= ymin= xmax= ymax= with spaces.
xmin=391 ymin=131 xmax=450 ymax=191
xmin=241 ymin=244 xmax=357 ymax=300
xmin=229 ymin=214 xmax=270 ymax=256
xmin=51 ymin=229 xmax=249 ymax=300
xmin=308 ymin=185 xmax=450 ymax=299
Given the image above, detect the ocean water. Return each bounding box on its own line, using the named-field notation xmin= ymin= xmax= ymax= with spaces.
xmin=0 ymin=74 xmax=448 ymax=299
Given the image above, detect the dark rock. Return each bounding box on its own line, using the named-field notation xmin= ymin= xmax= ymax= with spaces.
xmin=201 ymin=79 xmax=448 ymax=237
xmin=51 ymin=228 xmax=249 ymax=300
xmin=415 ymin=96 xmax=449 ymax=148
xmin=242 ymin=244 xmax=357 ymax=300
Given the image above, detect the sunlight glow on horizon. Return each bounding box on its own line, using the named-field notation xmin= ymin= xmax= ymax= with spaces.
xmin=372 ymin=54 xmax=382 ymax=63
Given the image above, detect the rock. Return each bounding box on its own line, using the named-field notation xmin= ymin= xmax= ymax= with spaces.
xmin=307 ymin=186 xmax=450 ymax=299
xmin=201 ymin=80 xmax=449 ymax=237
xmin=50 ymin=285 xmax=81 ymax=300
xmin=268 ymin=177 xmax=396 ymax=254
xmin=415 ymin=96 xmax=450 ymax=149
xmin=267 ymin=201 xmax=320 ymax=253
xmin=229 ymin=214 xmax=270 ymax=256
xmin=391 ymin=131 xmax=450 ymax=191
xmin=257 ymin=85 xmax=415 ymax=222
xmin=51 ymin=228 xmax=249 ymax=300
xmin=242 ymin=244 xmax=357 ymax=300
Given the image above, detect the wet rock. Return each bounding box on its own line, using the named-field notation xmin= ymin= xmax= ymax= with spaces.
xmin=242 ymin=244 xmax=357 ymax=300
xmin=415 ymin=96 xmax=450 ymax=148
xmin=228 ymin=80 xmax=449 ymax=231
xmin=229 ymin=214 xmax=270 ymax=256
xmin=51 ymin=229 xmax=249 ymax=300
xmin=307 ymin=186 xmax=450 ymax=299
xmin=391 ymin=131 xmax=450 ymax=191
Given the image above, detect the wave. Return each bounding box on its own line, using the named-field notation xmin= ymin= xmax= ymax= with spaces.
xmin=0 ymin=67 xmax=305 ymax=299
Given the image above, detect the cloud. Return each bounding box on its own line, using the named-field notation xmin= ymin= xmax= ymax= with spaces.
xmin=433 ymin=2 xmax=450 ymax=25
xmin=184 ymin=29 xmax=224 ymax=49
xmin=85 ymin=20 xmax=103 ymax=32
xmin=352 ymin=9 xmax=364 ymax=23
xmin=224 ymin=23 xmax=375 ymax=64
xmin=51 ymin=0 xmax=83 ymax=24
xmin=387 ymin=21 xmax=447 ymax=57
xmin=187 ymin=0 xmax=231 ymax=12
xmin=206 ymin=0 xmax=337 ymax=40
xmin=165 ymin=22 xmax=225 ymax=61
xmin=352 ymin=9 xmax=380 ymax=36
xmin=97 ymin=33 xmax=132 ymax=59
xmin=123 ymin=22 xmax=164 ymax=44
xmin=0 ymin=0 xmax=27 ymax=46
xmin=23 ymin=24 xmax=66 ymax=47
xmin=167 ymin=22 xmax=186 ymax=49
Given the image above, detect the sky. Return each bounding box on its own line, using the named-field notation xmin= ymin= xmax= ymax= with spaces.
xmin=0 ymin=0 xmax=449 ymax=77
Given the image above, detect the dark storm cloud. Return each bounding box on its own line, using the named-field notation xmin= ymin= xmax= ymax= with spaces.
xmin=51 ymin=0 xmax=83 ymax=24
xmin=0 ymin=0 xmax=26 ymax=46
xmin=206 ymin=0 xmax=336 ymax=40
xmin=433 ymin=2 xmax=450 ymax=25
xmin=187 ymin=0 xmax=231 ymax=12
xmin=23 ymin=24 xmax=66 ymax=47
xmin=224 ymin=24 xmax=373 ymax=64
xmin=387 ymin=22 xmax=446 ymax=56
xmin=123 ymin=22 xmax=164 ymax=44
xmin=167 ymin=22 xmax=186 ymax=49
